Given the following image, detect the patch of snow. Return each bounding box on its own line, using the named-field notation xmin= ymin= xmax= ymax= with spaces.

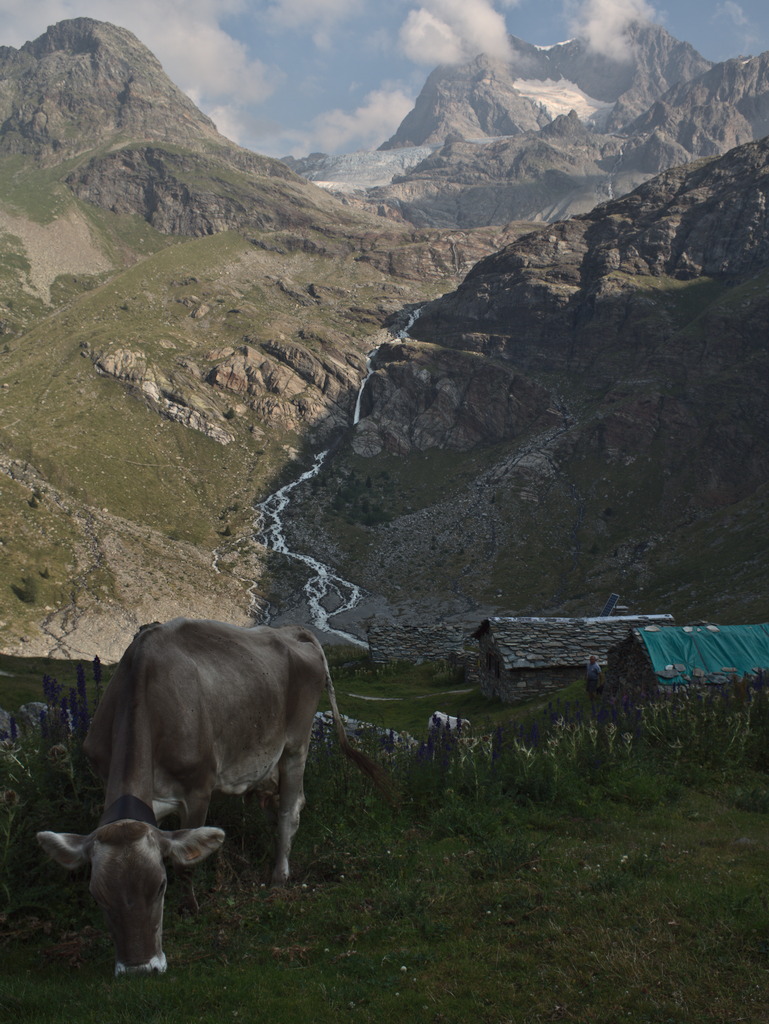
xmin=312 ymin=180 xmax=363 ymax=194
xmin=301 ymin=146 xmax=436 ymax=191
xmin=532 ymin=40 xmax=574 ymax=51
xmin=512 ymin=77 xmax=614 ymax=123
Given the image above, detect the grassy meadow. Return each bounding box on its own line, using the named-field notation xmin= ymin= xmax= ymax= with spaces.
xmin=1 ymin=651 xmax=769 ymax=1023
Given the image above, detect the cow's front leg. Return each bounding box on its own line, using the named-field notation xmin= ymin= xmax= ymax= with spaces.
xmin=176 ymin=795 xmax=212 ymax=912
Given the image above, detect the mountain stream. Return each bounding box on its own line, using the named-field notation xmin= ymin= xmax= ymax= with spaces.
xmin=253 ymin=307 xmax=422 ymax=644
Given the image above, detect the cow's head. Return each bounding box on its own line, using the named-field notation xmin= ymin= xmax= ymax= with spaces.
xmin=37 ymin=820 xmax=224 ymax=975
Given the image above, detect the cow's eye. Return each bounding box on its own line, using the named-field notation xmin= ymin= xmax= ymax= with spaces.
xmin=157 ymin=879 xmax=167 ymax=899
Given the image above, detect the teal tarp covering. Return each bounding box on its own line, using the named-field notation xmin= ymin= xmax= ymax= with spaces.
xmin=637 ymin=624 xmax=769 ymax=686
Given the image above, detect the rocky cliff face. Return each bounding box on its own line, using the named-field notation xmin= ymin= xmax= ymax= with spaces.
xmin=413 ymin=135 xmax=769 ymax=368
xmin=205 ymin=335 xmax=368 ymax=436
xmin=351 ymin=338 xmax=560 ymax=456
xmin=65 ymin=145 xmax=344 ymax=236
xmin=298 ymin=135 xmax=769 ymax=625
xmin=621 ymin=52 xmax=769 ymax=170
xmin=398 ymin=135 xmax=769 ymax=513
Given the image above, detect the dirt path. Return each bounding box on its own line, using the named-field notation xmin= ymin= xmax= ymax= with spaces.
xmin=347 ymin=688 xmax=473 ymax=702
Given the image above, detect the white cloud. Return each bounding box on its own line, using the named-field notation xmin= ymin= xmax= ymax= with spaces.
xmin=713 ymin=1 xmax=761 ymax=56
xmin=398 ymin=0 xmax=514 ymax=66
xmin=264 ymin=0 xmax=362 ymax=28
xmin=716 ymin=1 xmax=748 ymax=27
xmin=399 ymin=9 xmax=463 ymax=64
xmin=567 ymin=0 xmax=657 ymax=60
xmin=309 ymin=86 xmax=415 ymax=153
xmin=264 ymin=0 xmax=362 ymax=46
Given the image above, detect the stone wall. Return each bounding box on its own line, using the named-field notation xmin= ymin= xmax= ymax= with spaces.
xmin=606 ymin=632 xmax=658 ymax=695
xmin=367 ymin=622 xmax=469 ymax=665
xmin=477 ymin=632 xmax=584 ymax=703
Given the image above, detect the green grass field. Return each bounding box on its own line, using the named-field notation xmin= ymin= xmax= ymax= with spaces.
xmin=2 ymin=655 xmax=769 ymax=1024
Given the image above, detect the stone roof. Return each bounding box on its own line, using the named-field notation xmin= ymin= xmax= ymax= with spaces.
xmin=475 ymin=615 xmax=674 ymax=670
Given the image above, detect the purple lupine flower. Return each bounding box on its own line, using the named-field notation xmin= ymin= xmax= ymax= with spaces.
xmin=528 ymin=721 xmax=539 ymax=748
xmin=92 ymin=655 xmax=103 ymax=706
xmin=60 ymin=691 xmax=72 ymax=730
xmin=76 ymin=663 xmax=87 ymax=703
xmin=42 ymin=674 xmax=61 ymax=707
xmin=491 ymin=725 xmax=504 ymax=764
xmin=72 ymin=663 xmax=92 ymax=734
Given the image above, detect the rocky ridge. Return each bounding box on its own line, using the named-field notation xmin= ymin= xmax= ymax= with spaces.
xmin=380 ymin=24 xmax=711 ymax=149
xmin=413 ymin=135 xmax=769 ymax=367
xmin=294 ymin=24 xmax=769 ymax=230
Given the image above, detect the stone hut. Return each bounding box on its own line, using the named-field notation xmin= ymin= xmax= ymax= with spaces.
xmin=474 ymin=615 xmax=674 ymax=704
xmin=608 ymin=622 xmax=769 ymax=694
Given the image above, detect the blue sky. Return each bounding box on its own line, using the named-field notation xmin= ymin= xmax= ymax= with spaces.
xmin=0 ymin=1 xmax=767 ymax=157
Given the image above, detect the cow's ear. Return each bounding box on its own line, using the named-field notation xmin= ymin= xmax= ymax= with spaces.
xmin=37 ymin=831 xmax=92 ymax=870
xmin=160 ymin=827 xmax=225 ymax=867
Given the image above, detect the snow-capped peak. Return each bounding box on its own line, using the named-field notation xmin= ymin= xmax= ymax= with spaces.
xmin=512 ymin=77 xmax=614 ymax=122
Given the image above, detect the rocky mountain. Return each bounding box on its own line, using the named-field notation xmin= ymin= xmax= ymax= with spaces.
xmin=295 ymin=24 xmax=769 ymax=230
xmin=0 ymin=16 xmax=388 ymax=243
xmin=289 ymin=134 xmax=769 ymax=627
xmin=412 ymin=135 xmax=769 ymax=362
xmin=363 ymin=110 xmax=627 ymax=228
xmin=1 ymin=17 xmax=767 ymax=663
xmin=0 ymin=18 xmax=527 ymax=659
xmin=380 ymin=24 xmax=711 ymax=149
xmin=0 ymin=17 xmax=223 ymax=160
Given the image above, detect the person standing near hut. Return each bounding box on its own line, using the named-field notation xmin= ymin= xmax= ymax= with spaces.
xmin=586 ymin=654 xmax=603 ymax=701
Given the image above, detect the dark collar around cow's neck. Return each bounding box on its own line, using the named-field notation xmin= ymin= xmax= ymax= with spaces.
xmin=99 ymin=794 xmax=158 ymax=828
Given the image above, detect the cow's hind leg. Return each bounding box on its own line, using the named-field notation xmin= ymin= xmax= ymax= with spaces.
xmin=271 ymin=750 xmax=307 ymax=886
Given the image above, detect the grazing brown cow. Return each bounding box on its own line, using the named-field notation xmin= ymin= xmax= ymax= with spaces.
xmin=37 ymin=619 xmax=389 ymax=976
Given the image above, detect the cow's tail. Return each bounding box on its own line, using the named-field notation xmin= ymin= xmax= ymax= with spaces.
xmin=324 ymin=671 xmax=398 ymax=807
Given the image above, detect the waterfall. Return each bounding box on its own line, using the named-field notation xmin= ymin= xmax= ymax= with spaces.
xmin=253 ymin=305 xmax=423 ymax=641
